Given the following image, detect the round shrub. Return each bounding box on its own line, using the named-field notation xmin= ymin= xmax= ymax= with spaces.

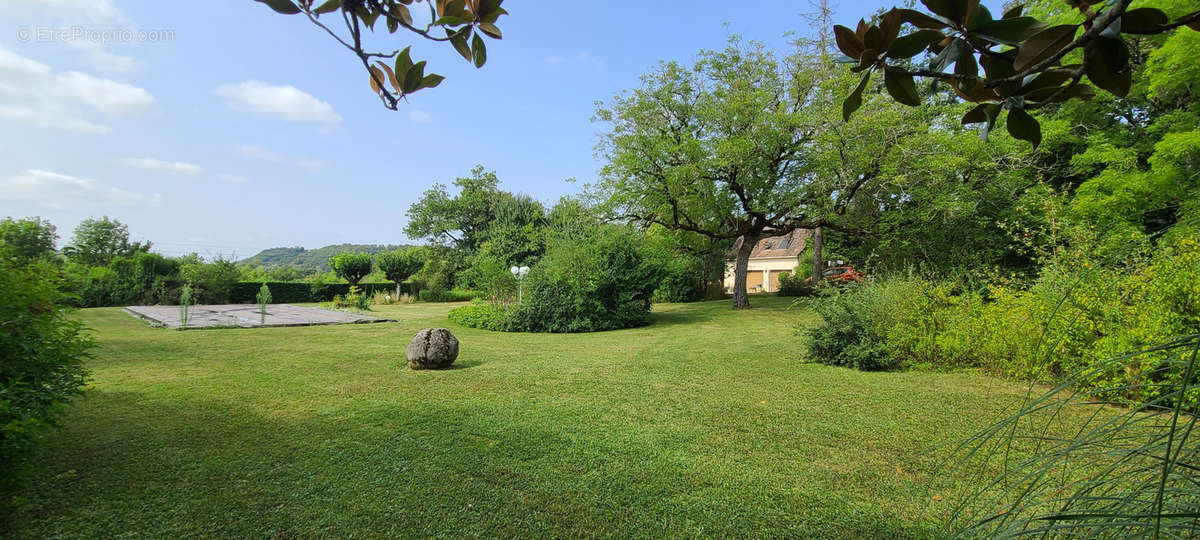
xmin=450 ymin=227 xmax=662 ymax=333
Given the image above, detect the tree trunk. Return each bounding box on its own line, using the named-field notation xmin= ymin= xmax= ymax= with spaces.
xmin=395 ymin=282 xmax=402 ymax=299
xmin=732 ymin=233 xmax=757 ymax=310
xmin=811 ymin=226 xmax=824 ymax=284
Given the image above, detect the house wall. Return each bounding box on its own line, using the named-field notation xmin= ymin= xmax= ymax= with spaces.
xmin=722 ymin=257 xmax=800 ymax=293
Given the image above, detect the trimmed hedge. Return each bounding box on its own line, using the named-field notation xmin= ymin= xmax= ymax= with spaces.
xmin=228 ymin=282 xmax=408 ymax=304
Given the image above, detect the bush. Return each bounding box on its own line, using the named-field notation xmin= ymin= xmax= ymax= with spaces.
xmin=447 ymin=301 xmax=512 ymax=331
xmin=0 ymin=257 xmax=92 ymax=475
xmin=651 ymin=256 xmax=703 ymax=303
xmin=504 ymin=227 xmax=661 ymax=333
xmin=801 ymin=284 xmax=901 ymax=371
xmin=777 ymin=271 xmax=816 ymax=297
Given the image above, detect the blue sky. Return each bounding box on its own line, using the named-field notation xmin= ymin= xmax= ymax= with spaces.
xmin=0 ymin=0 xmax=897 ymax=259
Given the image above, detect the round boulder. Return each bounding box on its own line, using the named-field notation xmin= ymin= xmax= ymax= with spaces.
xmin=406 ymin=328 xmax=459 ymax=370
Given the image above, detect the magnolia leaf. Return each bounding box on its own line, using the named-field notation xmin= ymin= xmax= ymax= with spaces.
xmin=378 ymin=61 xmax=399 ymax=92
xmin=471 ymin=32 xmax=487 ymax=68
xmin=368 ymin=66 xmax=383 ymax=94
xmin=843 ymin=71 xmax=872 ymax=121
xmin=1006 ymin=107 xmax=1041 ymax=148
xmin=394 ymin=46 xmax=414 ymax=80
xmin=1085 ymin=37 xmax=1131 ymax=97
xmin=834 ymin=25 xmax=866 ymax=58
xmin=1025 ymin=82 xmax=1096 ymax=102
xmin=887 ymin=30 xmax=943 ymax=58
xmin=1002 ymin=4 xmax=1023 ymax=19
xmin=403 ymin=60 xmax=427 ymax=93
xmin=254 ymin=0 xmax=301 ymax=15
xmin=1120 ymin=8 xmax=1168 ymax=34
xmin=884 ymin=67 xmax=921 ymax=106
xmin=898 ymin=8 xmax=949 ymax=29
xmin=962 ymin=103 xmax=990 ymax=124
xmin=479 ymin=22 xmax=502 ymax=39
xmin=421 ymin=74 xmax=446 ymax=89
xmin=880 ymin=9 xmax=903 ymax=46
xmin=971 ymin=17 xmax=1046 ymax=46
xmin=451 ymin=34 xmax=472 ymax=62
xmin=392 ymin=4 xmax=414 ymax=26
xmin=929 ymin=37 xmax=967 ymax=73
xmin=314 ymin=0 xmax=341 ymax=15
xmin=964 ymin=1 xmax=987 ymax=29
xmin=1014 ymin=25 xmax=1077 ymax=72
xmin=864 ymin=26 xmax=885 ymax=51
xmin=852 ymin=48 xmax=879 ymax=72
xmin=955 ymin=47 xmax=978 ymax=77
xmin=920 ymin=0 xmax=961 ymax=24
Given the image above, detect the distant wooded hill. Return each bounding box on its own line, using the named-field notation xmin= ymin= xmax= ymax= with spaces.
xmin=238 ymin=244 xmax=412 ymax=272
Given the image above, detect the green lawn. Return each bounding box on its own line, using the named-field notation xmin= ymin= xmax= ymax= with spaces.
xmin=4 ymin=298 xmax=1048 ymax=537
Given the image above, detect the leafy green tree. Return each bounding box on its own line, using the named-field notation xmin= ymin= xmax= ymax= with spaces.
xmin=63 ymin=217 xmax=150 ymax=267
xmin=0 ymin=257 xmax=91 ymax=476
xmin=835 ymin=0 xmax=1199 ymax=146
xmin=596 ymin=39 xmax=932 ymax=308
xmin=0 ymin=217 xmax=57 ymax=260
xmin=252 ymin=0 xmax=507 ymax=110
xmin=329 ymin=252 xmax=373 ymax=286
xmin=405 ymin=166 xmax=505 ymax=251
xmin=376 ymin=247 xmax=424 ymax=296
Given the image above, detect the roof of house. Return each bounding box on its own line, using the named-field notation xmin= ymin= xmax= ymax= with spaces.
xmin=730 ymin=229 xmax=810 ymax=260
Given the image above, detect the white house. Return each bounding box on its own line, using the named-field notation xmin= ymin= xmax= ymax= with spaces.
xmin=723 ymin=229 xmax=810 ymax=294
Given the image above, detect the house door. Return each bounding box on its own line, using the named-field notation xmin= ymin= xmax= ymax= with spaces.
xmin=746 ymin=271 xmax=764 ymax=292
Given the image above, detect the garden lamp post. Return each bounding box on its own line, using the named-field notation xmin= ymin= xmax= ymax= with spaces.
xmin=510 ymin=265 xmax=530 ymax=302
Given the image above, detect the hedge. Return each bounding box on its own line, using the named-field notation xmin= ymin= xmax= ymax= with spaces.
xmin=228 ymin=282 xmax=409 ymax=304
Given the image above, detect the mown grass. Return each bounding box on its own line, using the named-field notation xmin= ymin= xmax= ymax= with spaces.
xmin=2 ymin=298 xmax=1070 ymax=537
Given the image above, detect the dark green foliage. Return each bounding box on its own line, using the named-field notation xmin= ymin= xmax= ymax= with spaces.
xmin=375 ymin=248 xmax=424 ymax=296
xmin=506 ymin=228 xmax=662 ymax=333
xmin=0 ymin=217 xmax=57 ymax=260
xmin=63 ymin=216 xmax=149 ymax=267
xmin=446 ymin=301 xmax=511 ymax=330
xmin=180 ymin=256 xmax=240 ymax=305
xmin=237 ymin=244 xmax=409 ymax=274
xmin=253 ymin=0 xmax=506 ymax=110
xmin=651 ymin=257 xmax=703 ymax=303
xmin=801 ymin=285 xmax=901 ymax=371
xmin=328 ymin=252 xmax=373 ymax=286
xmin=835 ymin=0 xmax=1200 ymax=145
xmin=413 ymin=251 xmax=456 ymax=294
xmin=0 ymin=256 xmax=91 ymax=475
xmin=777 ymin=271 xmax=817 ymax=297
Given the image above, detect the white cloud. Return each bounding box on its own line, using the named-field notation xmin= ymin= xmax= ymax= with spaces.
xmin=0 ymin=169 xmax=160 ymax=209
xmin=9 ymin=0 xmax=127 ymax=25
xmin=409 ymin=109 xmax=433 ymax=124
xmin=220 ymin=174 xmax=248 ymax=184
xmin=119 ymin=158 xmax=205 ymax=176
xmin=0 ymin=46 xmax=153 ymax=133
xmin=215 ymin=81 xmax=341 ymax=124
xmin=2 ymin=1 xmax=143 ymax=73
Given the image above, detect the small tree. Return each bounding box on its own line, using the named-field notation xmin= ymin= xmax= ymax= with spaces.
xmin=179 ymin=284 xmax=192 ymax=328
xmin=376 ymin=247 xmax=423 ymax=298
xmin=329 ymin=252 xmax=373 ymax=286
xmin=256 ymin=283 xmax=272 ymax=324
